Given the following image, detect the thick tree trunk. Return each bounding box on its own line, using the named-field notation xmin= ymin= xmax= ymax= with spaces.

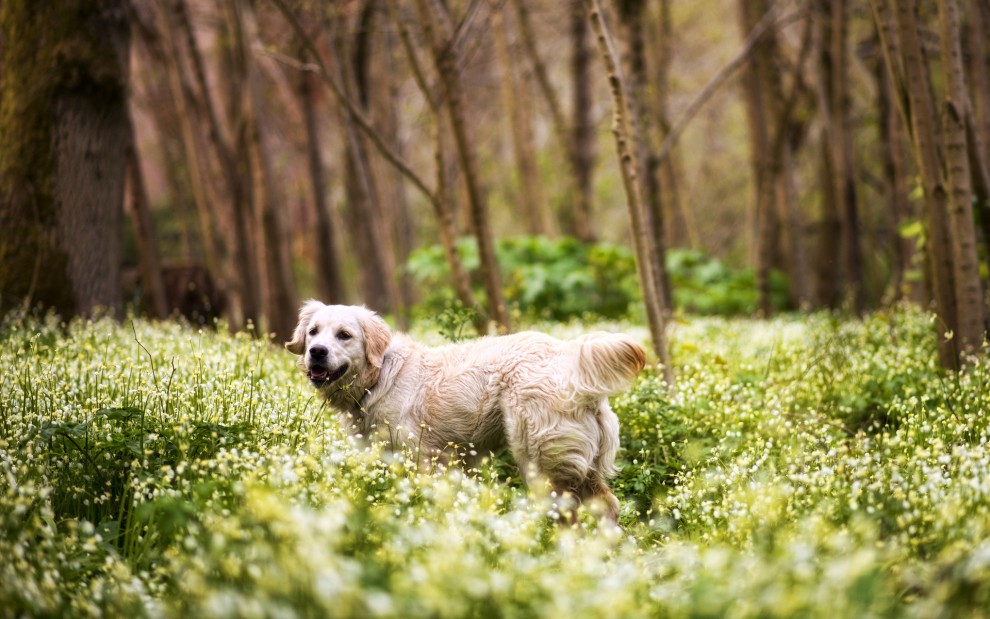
xmin=0 ymin=0 xmax=130 ymax=318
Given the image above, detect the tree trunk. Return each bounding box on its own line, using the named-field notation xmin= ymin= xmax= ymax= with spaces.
xmin=512 ymin=0 xmax=594 ymax=241
xmin=241 ymin=0 xmax=299 ymax=342
xmin=493 ymin=6 xmax=550 ymax=237
xmin=617 ymin=0 xmax=673 ymax=310
xmin=585 ymin=0 xmax=673 ymax=385
xmin=379 ymin=23 xmax=416 ymax=329
xmin=223 ymin=0 xmax=263 ymax=331
xmin=814 ymin=133 xmax=843 ymax=308
xmin=160 ymin=0 xmax=221 ymax=274
xmin=938 ymin=0 xmax=986 ymax=355
xmin=828 ymin=0 xmax=865 ymax=313
xmin=331 ymin=1 xmax=402 ymax=315
xmin=648 ymin=0 xmax=695 ymax=249
xmin=737 ymin=0 xmax=778 ymax=316
xmin=876 ymin=0 xmax=959 ymax=368
xmin=299 ymin=54 xmax=347 ymax=304
xmin=417 ymin=0 xmax=511 ymax=332
xmin=0 ymin=0 xmax=130 ymax=318
xmin=963 ymin=2 xmax=990 ymax=317
xmin=172 ymin=0 xmax=247 ymax=322
xmin=872 ymin=31 xmax=917 ymax=303
xmin=125 ymin=133 xmax=168 ymax=319
xmin=569 ymin=0 xmax=597 ymax=242
xmin=385 ymin=0 xmax=484 ymax=331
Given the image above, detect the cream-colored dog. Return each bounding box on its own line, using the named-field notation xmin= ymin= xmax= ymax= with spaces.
xmin=286 ymin=301 xmax=646 ymax=521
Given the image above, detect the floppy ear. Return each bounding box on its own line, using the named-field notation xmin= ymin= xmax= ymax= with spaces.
xmin=285 ymin=300 xmax=324 ymax=355
xmin=360 ymin=311 xmax=392 ymax=368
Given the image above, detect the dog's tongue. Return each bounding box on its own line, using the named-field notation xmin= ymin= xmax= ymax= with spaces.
xmin=311 ymin=367 xmax=328 ymax=378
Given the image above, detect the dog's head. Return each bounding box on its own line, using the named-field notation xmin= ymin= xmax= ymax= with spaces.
xmin=285 ymin=301 xmax=392 ymax=392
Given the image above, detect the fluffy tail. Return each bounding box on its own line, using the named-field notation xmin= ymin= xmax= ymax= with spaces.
xmin=567 ymin=332 xmax=647 ymax=396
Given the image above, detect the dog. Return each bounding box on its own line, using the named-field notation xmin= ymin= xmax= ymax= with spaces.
xmin=285 ymin=301 xmax=646 ymax=522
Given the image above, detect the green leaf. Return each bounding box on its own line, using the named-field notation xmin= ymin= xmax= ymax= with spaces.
xmin=95 ymin=406 xmax=144 ymax=422
xmin=898 ymin=220 xmax=924 ymax=239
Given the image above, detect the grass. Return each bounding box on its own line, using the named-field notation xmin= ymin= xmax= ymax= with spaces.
xmin=2 ymin=307 xmax=990 ymax=617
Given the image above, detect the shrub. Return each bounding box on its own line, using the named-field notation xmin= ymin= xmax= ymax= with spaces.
xmin=405 ymin=237 xmax=791 ymax=325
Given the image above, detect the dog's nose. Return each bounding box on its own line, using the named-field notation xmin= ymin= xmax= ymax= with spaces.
xmin=309 ymin=345 xmax=328 ymax=360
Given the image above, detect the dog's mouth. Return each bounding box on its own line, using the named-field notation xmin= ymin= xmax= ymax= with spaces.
xmin=308 ymin=363 xmax=350 ymax=387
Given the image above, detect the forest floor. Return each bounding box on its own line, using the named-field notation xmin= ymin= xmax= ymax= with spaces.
xmin=2 ymin=308 xmax=990 ymax=617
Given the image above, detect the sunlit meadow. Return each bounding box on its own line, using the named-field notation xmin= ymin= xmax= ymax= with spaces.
xmin=3 ymin=307 xmax=990 ymax=617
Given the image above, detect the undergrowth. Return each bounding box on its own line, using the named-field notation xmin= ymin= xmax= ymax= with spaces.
xmin=2 ymin=307 xmax=990 ymax=617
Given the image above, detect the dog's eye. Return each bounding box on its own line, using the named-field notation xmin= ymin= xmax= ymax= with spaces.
xmin=308 ymin=327 xmax=318 ymax=336
xmin=336 ymin=330 xmax=352 ymax=341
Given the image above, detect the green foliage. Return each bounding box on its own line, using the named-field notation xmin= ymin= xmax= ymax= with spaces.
xmin=3 ymin=308 xmax=990 ymax=617
xmin=405 ymin=235 xmax=641 ymax=323
xmin=405 ymin=236 xmax=790 ymax=325
xmin=666 ymin=248 xmax=790 ymax=315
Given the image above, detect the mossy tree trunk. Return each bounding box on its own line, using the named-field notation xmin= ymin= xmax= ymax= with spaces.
xmin=0 ymin=0 xmax=130 ymax=318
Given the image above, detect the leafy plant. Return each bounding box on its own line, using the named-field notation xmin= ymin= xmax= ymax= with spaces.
xmin=405 ymin=236 xmax=791 ymax=323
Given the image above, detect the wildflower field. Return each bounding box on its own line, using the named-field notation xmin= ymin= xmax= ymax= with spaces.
xmin=3 ymin=308 xmax=990 ymax=617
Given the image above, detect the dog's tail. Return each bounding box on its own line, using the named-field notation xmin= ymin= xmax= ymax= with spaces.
xmin=567 ymin=332 xmax=647 ymax=397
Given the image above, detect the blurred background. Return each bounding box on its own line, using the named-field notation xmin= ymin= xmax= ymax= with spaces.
xmin=1 ymin=0 xmax=988 ymax=362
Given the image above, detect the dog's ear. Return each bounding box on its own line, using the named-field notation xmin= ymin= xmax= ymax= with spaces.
xmin=360 ymin=311 xmax=392 ymax=369
xmin=285 ymin=300 xmax=324 ymax=355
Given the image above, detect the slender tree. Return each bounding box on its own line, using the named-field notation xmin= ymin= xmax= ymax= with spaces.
xmin=385 ymin=0 xmax=483 ymax=329
xmin=965 ymin=2 xmax=990 ymax=263
xmin=737 ymin=0 xmax=780 ymax=316
xmin=873 ymin=0 xmax=959 ymax=368
xmin=828 ymin=0 xmax=864 ymax=313
xmin=617 ymin=0 xmax=672 ymax=309
xmin=871 ymin=29 xmax=916 ymax=303
xmin=298 ymin=48 xmax=347 ymax=304
xmin=492 ymin=5 xmax=551 ymax=236
xmin=514 ymin=0 xmax=596 ymax=241
xmin=585 ymin=0 xmax=673 ymax=385
xmin=125 ymin=132 xmax=169 ymax=319
xmin=240 ymin=0 xmax=299 ymax=342
xmin=937 ymin=0 xmax=986 ymax=355
xmin=415 ymin=0 xmax=511 ymax=332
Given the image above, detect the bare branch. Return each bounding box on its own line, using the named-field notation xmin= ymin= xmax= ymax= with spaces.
xmin=268 ymin=0 xmax=438 ymax=205
xmin=656 ymin=3 xmax=804 ymax=163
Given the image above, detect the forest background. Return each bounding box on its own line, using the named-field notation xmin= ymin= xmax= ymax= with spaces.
xmin=2 ymin=0 xmax=990 ymax=366
xmin=7 ymin=2 xmax=990 ymax=616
